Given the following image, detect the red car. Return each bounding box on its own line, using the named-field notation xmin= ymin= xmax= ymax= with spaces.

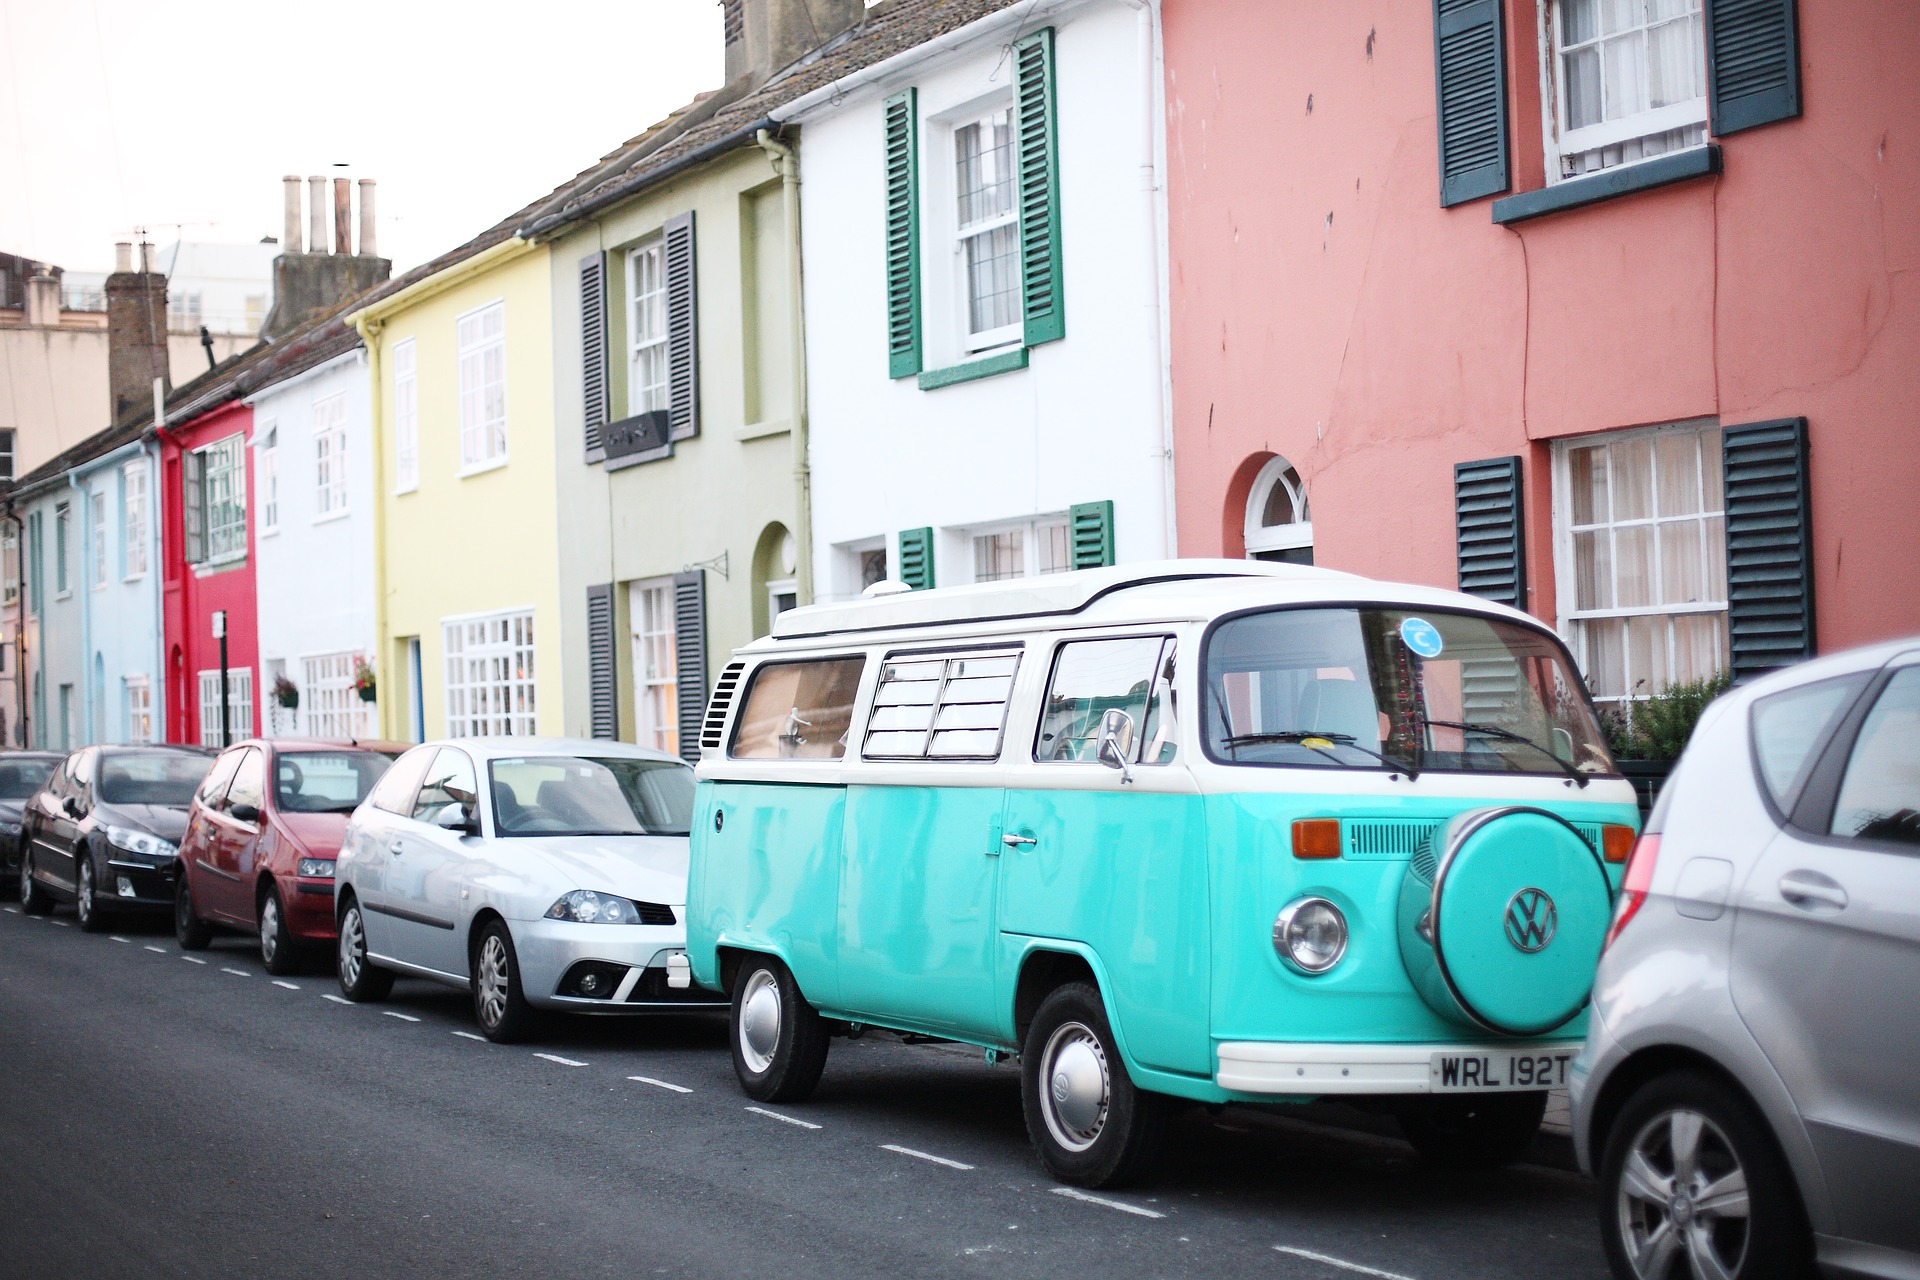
xmin=175 ymin=739 xmax=395 ymax=973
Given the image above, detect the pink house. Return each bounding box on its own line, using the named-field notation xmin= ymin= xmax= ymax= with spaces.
xmin=1162 ymin=0 xmax=1919 ymax=707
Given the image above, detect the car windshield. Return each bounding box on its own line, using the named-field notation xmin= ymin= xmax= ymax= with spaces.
xmin=97 ymin=752 xmax=210 ymax=806
xmin=275 ymin=751 xmax=392 ymax=814
xmin=487 ymin=756 xmax=694 ymax=837
xmin=0 ymin=758 xmax=55 ymax=800
xmin=1204 ymin=606 xmax=1615 ymax=777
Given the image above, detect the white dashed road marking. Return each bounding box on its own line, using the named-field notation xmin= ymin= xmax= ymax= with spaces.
xmin=746 ymin=1106 xmax=821 ymax=1130
xmin=49 ymin=919 xmax=69 ymax=927
xmin=272 ymin=980 xmax=300 ymax=990
xmin=144 ymin=945 xmax=167 ymax=954
xmin=220 ymin=968 xmax=250 ymax=978
xmin=382 ymin=1011 xmax=421 ymax=1023
xmin=881 ymin=1144 xmax=974 ymax=1171
xmin=110 ymin=936 xmax=129 ymax=943
xmin=181 ymin=956 xmax=207 ymax=965
xmin=323 ymin=994 xmax=352 ymax=1005
xmin=628 ymin=1076 xmax=691 ymax=1094
xmin=1274 ymin=1246 xmax=1416 ymax=1280
xmin=534 ymin=1052 xmax=586 ymax=1067
xmin=3 ymin=906 xmax=18 ymax=914
xmin=1051 ymin=1187 xmax=1165 ymax=1219
xmin=453 ymin=1031 xmax=487 ymax=1042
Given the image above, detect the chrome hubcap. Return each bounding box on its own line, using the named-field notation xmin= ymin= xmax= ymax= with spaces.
xmin=339 ymin=909 xmax=363 ymax=987
xmin=1040 ymin=1021 xmax=1110 ymax=1153
xmin=738 ymin=970 xmax=781 ymax=1075
xmin=260 ymin=896 xmax=279 ymax=961
xmin=476 ymin=935 xmax=509 ymax=1028
xmin=1618 ymin=1107 xmax=1751 ymax=1280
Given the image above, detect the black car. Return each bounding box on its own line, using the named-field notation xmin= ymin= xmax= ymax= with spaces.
xmin=0 ymin=752 xmax=64 ymax=894
xmin=18 ymin=746 xmax=214 ymax=931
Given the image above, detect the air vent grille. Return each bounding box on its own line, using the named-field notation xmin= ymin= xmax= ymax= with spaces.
xmin=699 ymin=660 xmax=746 ymax=751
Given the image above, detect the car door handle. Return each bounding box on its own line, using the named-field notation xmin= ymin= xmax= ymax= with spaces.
xmin=1001 ymin=833 xmax=1036 ymax=848
xmin=391 ymin=841 xmax=406 ymax=857
xmin=1779 ymin=870 xmax=1848 ymax=912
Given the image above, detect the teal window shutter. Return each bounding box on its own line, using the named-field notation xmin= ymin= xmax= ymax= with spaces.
xmin=1068 ymin=501 xmax=1113 ymax=570
xmin=1013 ymin=28 xmax=1064 ymax=347
xmin=883 ymin=89 xmax=922 ymax=379
xmin=1453 ymin=456 xmax=1526 ymax=609
xmin=1722 ymin=418 xmax=1813 ymax=681
xmin=1431 ymin=0 xmax=1510 ymax=207
xmin=1706 ymin=0 xmax=1800 ymax=135
xmin=898 ymin=527 xmax=934 ymax=590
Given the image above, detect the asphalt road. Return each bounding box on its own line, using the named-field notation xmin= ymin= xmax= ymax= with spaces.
xmin=0 ymin=899 xmax=1610 ymax=1280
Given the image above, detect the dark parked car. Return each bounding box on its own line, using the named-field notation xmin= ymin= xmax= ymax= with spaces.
xmin=18 ymin=746 xmax=214 ymax=930
xmin=0 ymin=752 xmax=64 ymax=895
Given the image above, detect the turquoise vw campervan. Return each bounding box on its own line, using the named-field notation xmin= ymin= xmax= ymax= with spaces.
xmin=686 ymin=562 xmax=1636 ymax=1186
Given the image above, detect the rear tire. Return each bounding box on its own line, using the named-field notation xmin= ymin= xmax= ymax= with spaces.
xmin=335 ymin=897 xmax=393 ymax=1001
xmin=730 ymin=956 xmax=829 ymax=1103
xmin=75 ymin=856 xmax=109 ymax=933
xmin=1021 ymin=982 xmax=1166 ymax=1188
xmin=174 ymin=874 xmax=213 ymax=950
xmin=471 ymin=920 xmax=537 ymax=1043
xmin=19 ymin=847 xmax=52 ymax=915
xmin=1397 ymin=1091 xmax=1547 ymax=1167
xmin=259 ymin=887 xmax=299 ymax=975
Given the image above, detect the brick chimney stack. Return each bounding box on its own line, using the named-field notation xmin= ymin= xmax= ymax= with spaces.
xmin=105 ymin=239 xmax=169 ymax=424
xmin=260 ymin=174 xmax=391 ymax=341
xmin=725 ymin=0 xmax=862 ymax=88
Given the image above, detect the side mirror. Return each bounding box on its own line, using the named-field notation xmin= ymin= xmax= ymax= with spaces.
xmin=228 ymin=802 xmax=261 ymax=825
xmin=62 ymin=795 xmax=81 ymax=818
xmin=1096 ymin=708 xmax=1137 ymax=785
xmin=433 ymin=803 xmax=479 ymax=836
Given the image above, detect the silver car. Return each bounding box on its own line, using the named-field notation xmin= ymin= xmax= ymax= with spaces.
xmin=1571 ymin=638 xmax=1920 ymax=1280
xmin=334 ymin=737 xmax=727 ymax=1040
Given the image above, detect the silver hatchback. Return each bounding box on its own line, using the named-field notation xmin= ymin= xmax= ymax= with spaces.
xmin=1571 ymin=638 xmax=1920 ymax=1280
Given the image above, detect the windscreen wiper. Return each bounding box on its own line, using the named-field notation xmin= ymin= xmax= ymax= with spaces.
xmin=1419 ymin=718 xmax=1588 ymax=788
xmin=1221 ymin=730 xmax=1420 ymax=779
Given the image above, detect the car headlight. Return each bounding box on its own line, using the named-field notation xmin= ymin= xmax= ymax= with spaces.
xmin=544 ymin=890 xmax=642 ymax=925
xmin=1273 ymin=897 xmax=1348 ymax=975
xmin=0 ymin=819 xmax=19 ymax=835
xmin=297 ymin=858 xmax=336 ymax=879
xmin=106 ymin=826 xmax=178 ymax=858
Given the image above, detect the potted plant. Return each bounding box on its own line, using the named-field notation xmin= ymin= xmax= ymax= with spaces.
xmin=1599 ymin=671 xmax=1732 ymax=814
xmin=353 ymin=657 xmax=377 ymax=703
xmin=272 ymin=673 xmax=299 ymax=710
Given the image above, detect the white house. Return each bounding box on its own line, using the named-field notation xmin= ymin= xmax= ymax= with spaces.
xmin=776 ymin=0 xmax=1174 ymax=600
xmin=248 ymin=340 xmax=379 ymax=740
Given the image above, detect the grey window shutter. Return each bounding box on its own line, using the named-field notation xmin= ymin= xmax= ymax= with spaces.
xmin=1454 ymin=456 xmax=1526 ymax=609
xmin=897 ymin=527 xmax=934 ymax=590
xmin=672 ymin=571 xmax=707 ymax=764
xmin=586 ymin=582 xmax=617 ymax=740
xmin=1706 ymin=0 xmax=1800 ymax=135
xmin=1013 ymin=28 xmax=1064 ymax=347
xmin=1068 ymin=500 xmax=1113 ymax=570
xmin=883 ymin=89 xmax=922 ymax=379
xmin=664 ymin=212 xmax=699 ymax=442
xmin=1723 ymin=418 xmax=1813 ymax=681
xmin=1432 ymin=0 xmax=1511 ymax=207
xmin=183 ymin=452 xmax=205 ymax=565
xmin=580 ymin=253 xmax=609 ymax=459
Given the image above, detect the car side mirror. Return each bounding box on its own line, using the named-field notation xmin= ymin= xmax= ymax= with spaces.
xmin=1096 ymin=708 xmax=1137 ymax=785
xmin=62 ymin=796 xmax=80 ymax=818
xmin=432 ymin=803 xmax=479 ymax=836
xmin=229 ymin=802 xmax=261 ymax=825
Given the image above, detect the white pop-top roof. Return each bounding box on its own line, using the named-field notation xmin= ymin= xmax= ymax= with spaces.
xmin=758 ymin=559 xmax=1541 ymax=649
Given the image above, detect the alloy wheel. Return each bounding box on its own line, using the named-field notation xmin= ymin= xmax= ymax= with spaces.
xmin=475 ymin=934 xmax=509 ymax=1030
xmin=19 ymin=851 xmax=32 ymax=900
xmin=339 ymin=908 xmax=365 ymax=988
xmin=738 ymin=969 xmax=782 ymax=1075
xmin=1617 ymin=1107 xmax=1752 ymax=1279
xmin=260 ymin=895 xmax=280 ymax=964
xmin=76 ymin=860 xmax=94 ymax=926
xmin=1039 ymin=1021 xmax=1111 ymax=1154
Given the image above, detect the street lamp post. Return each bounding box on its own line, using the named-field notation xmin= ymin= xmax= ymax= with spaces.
xmin=212 ymin=610 xmax=229 ymax=749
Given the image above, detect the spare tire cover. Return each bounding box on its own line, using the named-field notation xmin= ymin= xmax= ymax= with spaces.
xmin=1397 ymin=807 xmax=1612 ymax=1036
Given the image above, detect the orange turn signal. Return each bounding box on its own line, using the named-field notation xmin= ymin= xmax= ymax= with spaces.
xmin=1292 ymin=819 xmax=1342 ymax=860
xmin=1602 ymin=824 xmax=1636 ymax=864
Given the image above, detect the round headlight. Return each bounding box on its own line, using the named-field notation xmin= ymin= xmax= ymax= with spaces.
xmin=1273 ymin=897 xmax=1348 ymax=975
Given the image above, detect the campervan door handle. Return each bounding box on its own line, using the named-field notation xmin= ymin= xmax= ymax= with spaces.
xmin=1001 ymin=834 xmax=1036 ymax=849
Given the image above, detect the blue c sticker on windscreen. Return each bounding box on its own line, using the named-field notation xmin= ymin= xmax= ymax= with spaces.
xmin=1400 ymin=618 xmax=1444 ymax=658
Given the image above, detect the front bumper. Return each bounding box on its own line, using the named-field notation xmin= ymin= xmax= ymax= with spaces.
xmin=1216 ymin=1039 xmax=1583 ymax=1096
xmin=513 ymin=917 xmax=726 ymax=1012
xmin=284 ymin=878 xmax=340 ymax=941
xmin=103 ymin=857 xmax=179 ymax=910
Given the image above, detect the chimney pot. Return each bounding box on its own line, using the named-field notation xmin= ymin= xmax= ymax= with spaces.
xmin=308 ymin=176 xmax=328 ymax=257
xmin=25 ymin=272 xmax=61 ymax=327
xmin=115 ymin=241 xmax=133 ymax=272
xmin=333 ymin=177 xmax=352 ymax=256
xmin=138 ymin=241 xmax=154 ymax=273
xmin=283 ymin=175 xmax=304 ymax=253
xmin=357 ymin=178 xmax=377 ymax=259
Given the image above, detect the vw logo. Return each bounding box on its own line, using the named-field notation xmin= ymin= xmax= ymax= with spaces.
xmin=1505 ymin=888 xmax=1557 ymax=952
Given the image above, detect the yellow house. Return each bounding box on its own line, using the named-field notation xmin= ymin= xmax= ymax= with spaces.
xmin=347 ymin=233 xmax=558 ymax=741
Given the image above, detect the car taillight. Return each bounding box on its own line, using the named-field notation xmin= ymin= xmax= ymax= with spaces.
xmin=1602 ymin=832 xmax=1661 ymax=953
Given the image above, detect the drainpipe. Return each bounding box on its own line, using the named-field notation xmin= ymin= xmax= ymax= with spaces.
xmin=147 ymin=438 xmax=165 ymax=742
xmin=353 ymin=320 xmax=391 ymax=739
xmin=756 ymin=128 xmax=814 ymax=605
xmin=67 ymin=471 xmax=93 ymax=744
xmin=4 ymin=507 xmax=25 ymax=748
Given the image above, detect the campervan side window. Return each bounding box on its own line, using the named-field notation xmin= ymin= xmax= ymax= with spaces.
xmin=730 ymin=658 xmax=866 ymax=760
xmin=1036 ymin=637 xmax=1179 ymax=764
xmin=863 ymin=650 xmax=1020 ymax=761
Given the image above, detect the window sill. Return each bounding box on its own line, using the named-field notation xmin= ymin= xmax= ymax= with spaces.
xmin=457 ymin=456 xmax=509 ymax=480
xmin=312 ymin=509 xmax=350 ymax=527
xmin=393 ymin=484 xmax=418 ymax=497
xmin=735 ymin=418 xmax=791 ymax=442
xmin=1492 ymin=145 xmax=1720 ymax=225
xmin=259 ymin=526 xmax=279 ymax=538
xmin=918 ymin=347 xmax=1029 ymax=391
xmin=193 ymin=554 xmax=246 ymax=578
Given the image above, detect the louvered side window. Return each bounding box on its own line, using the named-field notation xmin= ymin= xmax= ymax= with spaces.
xmin=1722 ymin=418 xmax=1813 ymax=681
xmin=663 ymin=212 xmax=699 ymax=441
xmin=1455 ymin=456 xmax=1526 ymax=609
xmin=897 ymin=527 xmax=934 ymax=590
xmin=586 ymin=582 xmax=617 ymax=739
xmin=580 ymin=253 xmax=609 ymax=459
xmin=1068 ymin=500 xmax=1113 ymax=570
xmin=700 ymin=659 xmax=747 ymax=752
xmin=1706 ymin=0 xmax=1799 ymax=135
xmin=1013 ymin=28 xmax=1064 ymax=347
xmin=883 ymin=89 xmax=922 ymax=379
xmin=672 ymin=571 xmax=708 ymax=763
xmin=865 ymin=650 xmax=1021 ymax=761
xmin=1432 ymin=0 xmax=1510 ymax=206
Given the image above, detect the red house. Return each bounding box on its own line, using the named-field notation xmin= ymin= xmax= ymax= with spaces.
xmin=1163 ymin=0 xmax=1920 ymax=706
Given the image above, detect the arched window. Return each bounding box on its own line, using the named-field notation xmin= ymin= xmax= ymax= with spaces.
xmin=1244 ymin=456 xmax=1314 ymax=565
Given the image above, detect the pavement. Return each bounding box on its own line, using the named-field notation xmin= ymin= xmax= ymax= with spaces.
xmin=0 ymin=898 xmax=1610 ymax=1279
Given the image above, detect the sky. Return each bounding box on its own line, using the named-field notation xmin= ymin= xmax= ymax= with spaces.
xmin=0 ymin=0 xmax=725 ymax=275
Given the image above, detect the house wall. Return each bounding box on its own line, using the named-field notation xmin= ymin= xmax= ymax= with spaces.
xmin=68 ymin=447 xmax=164 ymax=746
xmin=1162 ymin=0 xmax=1920 ymax=654
xmin=17 ymin=486 xmax=85 ymax=749
xmin=797 ymin=0 xmax=1172 ymax=598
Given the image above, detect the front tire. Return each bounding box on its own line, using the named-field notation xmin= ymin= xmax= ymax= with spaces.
xmin=730 ymin=956 xmax=829 ymax=1103
xmin=1598 ymin=1072 xmax=1810 ymax=1280
xmin=335 ymin=897 xmax=393 ymax=1001
xmin=259 ymin=887 xmax=299 ymax=975
xmin=75 ymin=855 xmax=109 ymax=932
xmin=20 ymin=847 xmax=53 ymax=915
xmin=1020 ymin=982 xmax=1166 ymax=1188
xmin=175 ymin=874 xmax=213 ymax=950
xmin=1397 ymin=1091 xmax=1546 ymax=1167
xmin=471 ymin=920 xmax=536 ymax=1043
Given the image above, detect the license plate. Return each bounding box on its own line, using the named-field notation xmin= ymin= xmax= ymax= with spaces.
xmin=1429 ymin=1048 xmax=1576 ymax=1092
